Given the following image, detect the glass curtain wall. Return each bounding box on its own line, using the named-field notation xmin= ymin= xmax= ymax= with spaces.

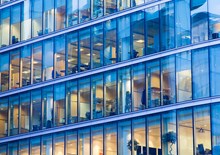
xmin=31 ymin=0 xmax=43 ymax=37
xmin=43 ymin=0 xmax=54 ymax=34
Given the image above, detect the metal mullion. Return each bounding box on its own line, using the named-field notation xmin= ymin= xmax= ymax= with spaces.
xmin=192 ymin=107 xmax=195 ymax=155
xmin=131 ymin=65 xmax=134 ymax=112
xmin=210 ymin=104 xmax=213 ymax=153
xmin=146 ymin=116 xmax=149 ymax=155
xmin=131 ymin=118 xmax=134 ymax=155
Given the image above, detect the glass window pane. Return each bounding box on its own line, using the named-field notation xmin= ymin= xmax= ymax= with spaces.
xmin=55 ymin=35 xmax=65 ymax=78
xmin=42 ymin=86 xmax=53 ymax=129
xmin=20 ymin=92 xmax=30 ymax=133
xmin=43 ymin=0 xmax=54 ymax=34
xmin=21 ymin=45 xmax=31 ymax=87
xmin=66 ymin=81 xmax=78 ymax=124
xmin=30 ymin=137 xmax=40 ymax=155
xmin=31 ymin=89 xmax=42 ymax=131
xmin=0 ymin=53 xmax=9 ymax=91
xmin=66 ymin=130 xmax=77 ymax=155
xmin=118 ymin=0 xmax=130 ymax=10
xmin=191 ymin=0 xmax=208 ymax=43
xmin=54 ymin=83 xmax=66 ymax=126
xmin=145 ymin=6 xmax=160 ymax=54
xmin=104 ymin=123 xmax=117 ymax=155
xmin=146 ymin=60 xmax=161 ymax=108
xmin=175 ymin=0 xmax=191 ymax=47
xmin=147 ymin=115 xmax=161 ymax=155
xmin=43 ymin=39 xmax=54 ymax=81
xmin=67 ymin=0 xmax=78 ymax=27
xmin=42 ymin=134 xmax=52 ymax=155
xmin=104 ymin=71 xmax=117 ymax=116
xmin=132 ymin=0 xmax=144 ymax=6
xmin=104 ymin=19 xmax=117 ymax=65
xmin=80 ymin=28 xmax=91 ymax=72
xmin=79 ymin=78 xmax=91 ymax=121
xmin=0 ymin=8 xmax=10 ymax=46
xmin=92 ymin=0 xmax=103 ymax=19
xmin=210 ymin=45 xmax=220 ymax=96
xmin=79 ymin=0 xmax=90 ymax=23
xmin=0 ymin=144 xmax=7 ymax=155
xmin=0 ymin=98 xmax=8 ymax=137
xmin=92 ymin=125 xmax=103 ymax=155
xmin=194 ymin=105 xmax=211 ymax=154
xmin=161 ymin=56 xmax=176 ymax=105
xmin=160 ymin=2 xmax=175 ymax=51
xmin=33 ymin=42 xmax=42 ymax=83
xmin=131 ymin=11 xmax=145 ymax=57
xmin=54 ymin=132 xmax=64 ymax=155
xmin=192 ymin=48 xmax=209 ymax=99
xmin=19 ymin=139 xmax=29 ymax=155
xmin=10 ymin=49 xmax=20 ymax=89
xmin=92 ymin=24 xmax=103 ymax=68
xmin=92 ymin=75 xmax=103 ymax=119
xmin=177 ymin=108 xmax=193 ymax=155
xmin=67 ymin=32 xmax=78 ymax=75
xmin=55 ymin=0 xmax=66 ymax=30
xmin=118 ymin=15 xmax=131 ymax=61
xmin=32 ymin=0 xmax=43 ymax=37
xmin=21 ymin=1 xmax=31 ymax=41
xmin=209 ymin=0 xmax=220 ymax=39
xmin=9 ymin=95 xmax=19 ymax=136
xmin=78 ymin=128 xmax=90 ymax=155
xmin=133 ymin=63 xmax=145 ymax=111
xmin=8 ymin=142 xmax=18 ymax=155
xmin=105 ymin=0 xmax=117 ymax=15
xmin=162 ymin=111 xmax=177 ymax=155
xmin=176 ymin=51 xmax=192 ymax=102
xmin=118 ymin=67 xmax=131 ymax=114
xmin=11 ymin=4 xmax=21 ymax=44
xmin=132 ymin=117 xmax=146 ymax=155
xmin=118 ymin=120 xmax=131 ymax=155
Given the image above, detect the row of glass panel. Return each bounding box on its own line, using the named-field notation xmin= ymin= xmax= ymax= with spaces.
xmin=0 ymin=0 xmax=151 ymax=47
xmin=1 ymin=0 xmax=220 ymax=51
xmin=1 ymin=102 xmax=220 ymax=155
xmin=1 ymin=45 xmax=220 ymax=138
xmin=1 ymin=0 xmax=220 ymax=91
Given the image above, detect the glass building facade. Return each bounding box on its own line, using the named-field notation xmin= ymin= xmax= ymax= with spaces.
xmin=0 ymin=0 xmax=220 ymax=155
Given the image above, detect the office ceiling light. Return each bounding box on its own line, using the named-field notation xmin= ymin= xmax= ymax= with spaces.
xmin=136 ymin=39 xmax=144 ymax=43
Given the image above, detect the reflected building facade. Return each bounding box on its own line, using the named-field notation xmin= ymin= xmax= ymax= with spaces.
xmin=0 ymin=0 xmax=220 ymax=155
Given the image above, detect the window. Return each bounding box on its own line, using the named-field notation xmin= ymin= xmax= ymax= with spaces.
xmin=118 ymin=0 xmax=130 ymax=10
xmin=8 ymin=142 xmax=18 ymax=155
xmin=0 ymin=98 xmax=8 ymax=137
xmin=9 ymin=95 xmax=19 ymax=136
xmin=10 ymin=49 xmax=20 ymax=89
xmin=92 ymin=0 xmax=103 ymax=19
xmin=104 ymin=123 xmax=117 ymax=155
xmin=30 ymin=137 xmax=40 ymax=155
xmin=209 ymin=0 xmax=220 ymax=39
xmin=19 ymin=139 xmax=29 ymax=155
xmin=21 ymin=45 xmax=31 ymax=87
xmin=42 ymin=134 xmax=52 ymax=155
xmin=91 ymin=125 xmax=103 ymax=155
xmin=20 ymin=92 xmax=30 ymax=133
xmin=43 ymin=0 xmax=54 ymax=34
xmin=105 ymin=0 xmax=117 ymax=15
xmin=132 ymin=0 xmax=144 ymax=6
xmin=0 ymin=53 xmax=9 ymax=92
xmin=31 ymin=0 xmax=43 ymax=37
xmin=33 ymin=42 xmax=42 ymax=84
xmin=0 ymin=8 xmax=10 ymax=47
xmin=67 ymin=0 xmax=78 ymax=27
xmin=54 ymin=132 xmax=64 ymax=155
xmin=66 ymin=130 xmax=77 ymax=154
xmin=11 ymin=4 xmax=21 ymax=44
xmin=78 ymin=128 xmax=90 ymax=155
xmin=0 ymin=144 xmax=7 ymax=155
xmin=79 ymin=0 xmax=90 ymax=23
xmin=55 ymin=0 xmax=66 ymax=30
xmin=21 ymin=1 xmax=31 ymax=41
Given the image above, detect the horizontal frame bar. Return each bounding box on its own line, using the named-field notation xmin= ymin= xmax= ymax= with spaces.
xmin=0 ymin=0 xmax=24 ymax=10
xmin=0 ymin=95 xmax=219 ymax=143
xmin=0 ymin=38 xmax=220 ymax=98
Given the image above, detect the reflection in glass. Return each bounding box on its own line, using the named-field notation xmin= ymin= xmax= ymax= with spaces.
xmin=132 ymin=0 xmax=144 ymax=6
xmin=145 ymin=6 xmax=160 ymax=54
xmin=67 ymin=0 xmax=78 ymax=27
xmin=21 ymin=45 xmax=31 ymax=87
xmin=32 ymin=0 xmax=43 ymax=37
xmin=104 ymin=71 xmax=117 ymax=116
xmin=105 ymin=0 xmax=117 ymax=15
xmin=31 ymin=89 xmax=42 ymax=131
xmin=92 ymin=0 xmax=103 ymax=19
xmin=176 ymin=51 xmax=192 ymax=102
xmin=54 ymin=132 xmax=64 ymax=155
xmin=67 ymin=32 xmax=78 ymax=74
xmin=78 ymin=128 xmax=90 ymax=155
xmin=79 ymin=28 xmax=91 ymax=71
xmin=55 ymin=35 xmax=65 ymax=78
xmin=66 ymin=81 xmax=78 ymax=124
xmin=133 ymin=63 xmax=145 ymax=110
xmin=191 ymin=0 xmax=208 ymax=43
xmin=177 ymin=108 xmax=193 ymax=155
xmin=79 ymin=78 xmax=91 ymax=121
xmin=43 ymin=0 xmax=54 ymax=34
xmin=42 ymin=134 xmax=52 ymax=155
xmin=42 ymin=86 xmax=53 ymax=129
xmin=9 ymin=95 xmax=19 ymax=136
xmin=79 ymin=0 xmax=90 ymax=23
xmin=11 ymin=4 xmax=21 ymax=44
xmin=54 ymin=83 xmax=66 ymax=126
xmin=55 ymin=0 xmax=66 ymax=30
xmin=21 ymin=0 xmax=31 ymax=41
xmin=92 ymin=75 xmax=103 ymax=119
xmin=161 ymin=56 xmax=175 ymax=105
xmin=0 ymin=53 xmax=9 ymax=92
xmin=0 ymin=98 xmax=8 ymax=137
xmin=192 ymin=48 xmax=209 ymax=99
xmin=33 ymin=42 xmax=42 ymax=84
xmin=132 ymin=11 xmax=145 ymax=58
xmin=146 ymin=60 xmax=160 ymax=108
xmin=118 ymin=0 xmax=130 ymax=10
xmin=20 ymin=92 xmax=30 ymax=133
xmin=118 ymin=120 xmax=131 ymax=155
xmin=209 ymin=0 xmax=220 ymax=39
xmin=104 ymin=19 xmax=117 ymax=65
xmin=67 ymin=130 xmax=77 ymax=154
xmin=92 ymin=125 xmax=103 ymax=155
xmin=30 ymin=137 xmax=40 ymax=155
xmin=194 ymin=105 xmax=211 ymax=155
xmin=118 ymin=67 xmax=131 ymax=114
xmin=0 ymin=8 xmax=10 ymax=46
xmin=162 ymin=111 xmax=176 ymax=155
xmin=10 ymin=50 xmax=20 ymax=89
xmin=104 ymin=123 xmax=117 ymax=155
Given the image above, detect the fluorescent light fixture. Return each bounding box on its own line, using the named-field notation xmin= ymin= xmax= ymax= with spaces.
xmin=95 ymin=43 xmax=103 ymax=46
xmin=136 ymin=40 xmax=144 ymax=43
